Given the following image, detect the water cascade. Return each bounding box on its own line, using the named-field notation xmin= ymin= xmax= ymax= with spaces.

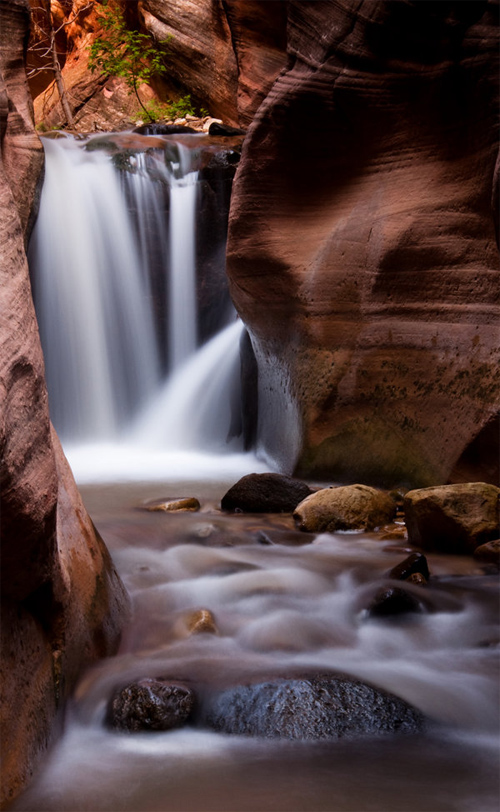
xmin=23 ymin=132 xmax=499 ymax=812
xmin=29 ymin=133 xmax=262 ymax=482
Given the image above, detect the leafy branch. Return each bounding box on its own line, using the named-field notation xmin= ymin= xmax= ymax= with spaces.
xmin=88 ymin=1 xmax=169 ymax=121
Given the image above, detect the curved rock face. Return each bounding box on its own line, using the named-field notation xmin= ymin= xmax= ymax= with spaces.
xmin=30 ymin=0 xmax=288 ymax=131
xmin=0 ymin=2 xmax=128 ymax=805
xmin=227 ymin=0 xmax=500 ymax=487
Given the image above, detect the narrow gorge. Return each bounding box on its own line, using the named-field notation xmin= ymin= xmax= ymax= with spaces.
xmin=1 ymin=1 xmax=499 ymax=810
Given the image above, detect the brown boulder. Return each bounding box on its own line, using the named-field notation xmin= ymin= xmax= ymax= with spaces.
xmin=473 ymin=539 xmax=500 ymax=565
xmin=227 ymin=0 xmax=500 ymax=487
xmin=403 ymin=483 xmax=500 ymax=554
xmin=293 ymin=484 xmax=396 ymax=533
xmin=0 ymin=3 xmax=128 ymax=805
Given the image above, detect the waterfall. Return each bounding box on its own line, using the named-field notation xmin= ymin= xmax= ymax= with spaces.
xmin=29 ymin=136 xmax=161 ymax=440
xmin=29 ymin=133 xmax=265 ymax=482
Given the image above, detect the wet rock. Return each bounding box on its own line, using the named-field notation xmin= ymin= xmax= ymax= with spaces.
xmin=368 ymin=586 xmax=424 ymax=618
xmin=473 ymin=539 xmax=500 ymax=565
xmin=202 ymin=675 xmax=424 ymax=739
xmin=221 ymin=473 xmax=313 ymax=513
xmin=208 ymin=122 xmax=246 ymax=136
xmin=406 ymin=573 xmax=428 ymax=587
xmin=144 ymin=498 xmax=201 ymax=513
xmin=133 ymin=123 xmax=197 ymax=135
xmin=185 ymin=609 xmax=217 ymax=635
xmin=108 ymin=679 xmax=195 ymax=732
xmin=387 ymin=552 xmax=430 ymax=582
xmin=404 ymin=483 xmax=500 ymax=554
xmin=380 ymin=524 xmax=408 ymax=540
xmin=294 ymin=485 xmax=396 ymax=533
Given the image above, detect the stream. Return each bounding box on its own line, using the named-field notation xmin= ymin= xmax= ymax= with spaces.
xmin=16 ymin=130 xmax=500 ymax=811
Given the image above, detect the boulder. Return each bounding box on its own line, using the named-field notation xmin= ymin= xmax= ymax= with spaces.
xmin=403 ymin=483 xmax=500 ymax=554
xmin=227 ymin=0 xmax=500 ymax=487
xmin=202 ymin=675 xmax=425 ymax=739
xmin=221 ymin=472 xmax=313 ymax=513
xmin=293 ymin=484 xmax=396 ymax=533
xmin=473 ymin=539 xmax=500 ymax=566
xmin=107 ymin=679 xmax=195 ymax=732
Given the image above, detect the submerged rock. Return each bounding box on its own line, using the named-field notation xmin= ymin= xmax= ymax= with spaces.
xmin=185 ymin=609 xmax=217 ymax=635
xmin=221 ymin=473 xmax=313 ymax=513
xmin=368 ymin=586 xmax=424 ymax=618
xmin=387 ymin=552 xmax=430 ymax=582
xmin=404 ymin=483 xmax=500 ymax=554
xmin=143 ymin=498 xmax=201 ymax=513
xmin=202 ymin=675 xmax=425 ymax=739
xmin=294 ymin=484 xmax=396 ymax=533
xmin=107 ymin=679 xmax=195 ymax=732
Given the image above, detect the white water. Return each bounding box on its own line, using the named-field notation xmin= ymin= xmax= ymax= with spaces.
xmin=13 ymin=494 xmax=500 ymax=811
xmin=30 ymin=134 xmax=266 ymax=483
xmin=169 ymin=171 xmax=198 ymax=368
xmin=29 ymin=137 xmax=161 ymax=440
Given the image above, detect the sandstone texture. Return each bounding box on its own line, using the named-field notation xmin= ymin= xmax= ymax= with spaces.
xmin=403 ymin=483 xmax=500 ymax=554
xmin=29 ymin=0 xmax=288 ymax=132
xmin=293 ymin=484 xmax=396 ymax=533
xmin=202 ymin=675 xmax=425 ymax=739
xmin=227 ymin=0 xmax=500 ymax=487
xmin=0 ymin=3 xmax=127 ymax=805
xmin=221 ymin=472 xmax=313 ymax=513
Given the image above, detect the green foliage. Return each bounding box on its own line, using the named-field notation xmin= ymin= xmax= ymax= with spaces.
xmin=88 ymin=1 xmax=169 ymax=118
xmin=131 ymin=95 xmax=197 ymax=123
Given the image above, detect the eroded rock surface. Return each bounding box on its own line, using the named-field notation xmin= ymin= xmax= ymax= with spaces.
xmin=29 ymin=0 xmax=288 ymax=132
xmin=0 ymin=3 xmax=127 ymax=804
xmin=227 ymin=0 xmax=500 ymax=487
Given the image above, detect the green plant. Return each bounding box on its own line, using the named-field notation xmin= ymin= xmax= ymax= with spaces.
xmin=88 ymin=0 xmax=169 ymax=120
xmin=131 ymin=95 xmax=196 ymax=124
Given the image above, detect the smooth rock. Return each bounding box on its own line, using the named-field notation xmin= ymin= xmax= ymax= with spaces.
xmin=294 ymin=484 xmax=396 ymax=533
xmin=108 ymin=679 xmax=195 ymax=732
xmin=368 ymin=586 xmax=424 ymax=618
xmin=144 ymin=497 xmax=201 ymax=513
xmin=473 ymin=539 xmax=500 ymax=565
xmin=202 ymin=675 xmax=425 ymax=739
xmin=406 ymin=573 xmax=428 ymax=587
xmin=208 ymin=122 xmax=246 ymax=136
xmin=227 ymin=1 xmax=500 ymax=486
xmin=404 ymin=483 xmax=500 ymax=554
xmin=387 ymin=552 xmax=430 ymax=581
xmin=221 ymin=473 xmax=313 ymax=513
xmin=185 ymin=609 xmax=217 ymax=635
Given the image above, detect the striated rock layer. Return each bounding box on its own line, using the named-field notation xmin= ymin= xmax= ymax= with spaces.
xmin=30 ymin=0 xmax=288 ymax=132
xmin=0 ymin=1 xmax=128 ymax=806
xmin=227 ymin=0 xmax=500 ymax=487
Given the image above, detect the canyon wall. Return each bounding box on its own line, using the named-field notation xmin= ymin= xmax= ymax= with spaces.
xmin=0 ymin=1 xmax=128 ymax=805
xmin=227 ymin=0 xmax=500 ymax=487
xmin=29 ymin=0 xmax=288 ymax=131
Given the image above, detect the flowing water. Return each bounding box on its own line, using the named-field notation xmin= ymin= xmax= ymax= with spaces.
xmin=18 ymin=133 xmax=500 ymax=812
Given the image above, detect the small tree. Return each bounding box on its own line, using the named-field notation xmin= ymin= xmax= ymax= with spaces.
xmin=88 ymin=1 xmax=168 ymax=120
